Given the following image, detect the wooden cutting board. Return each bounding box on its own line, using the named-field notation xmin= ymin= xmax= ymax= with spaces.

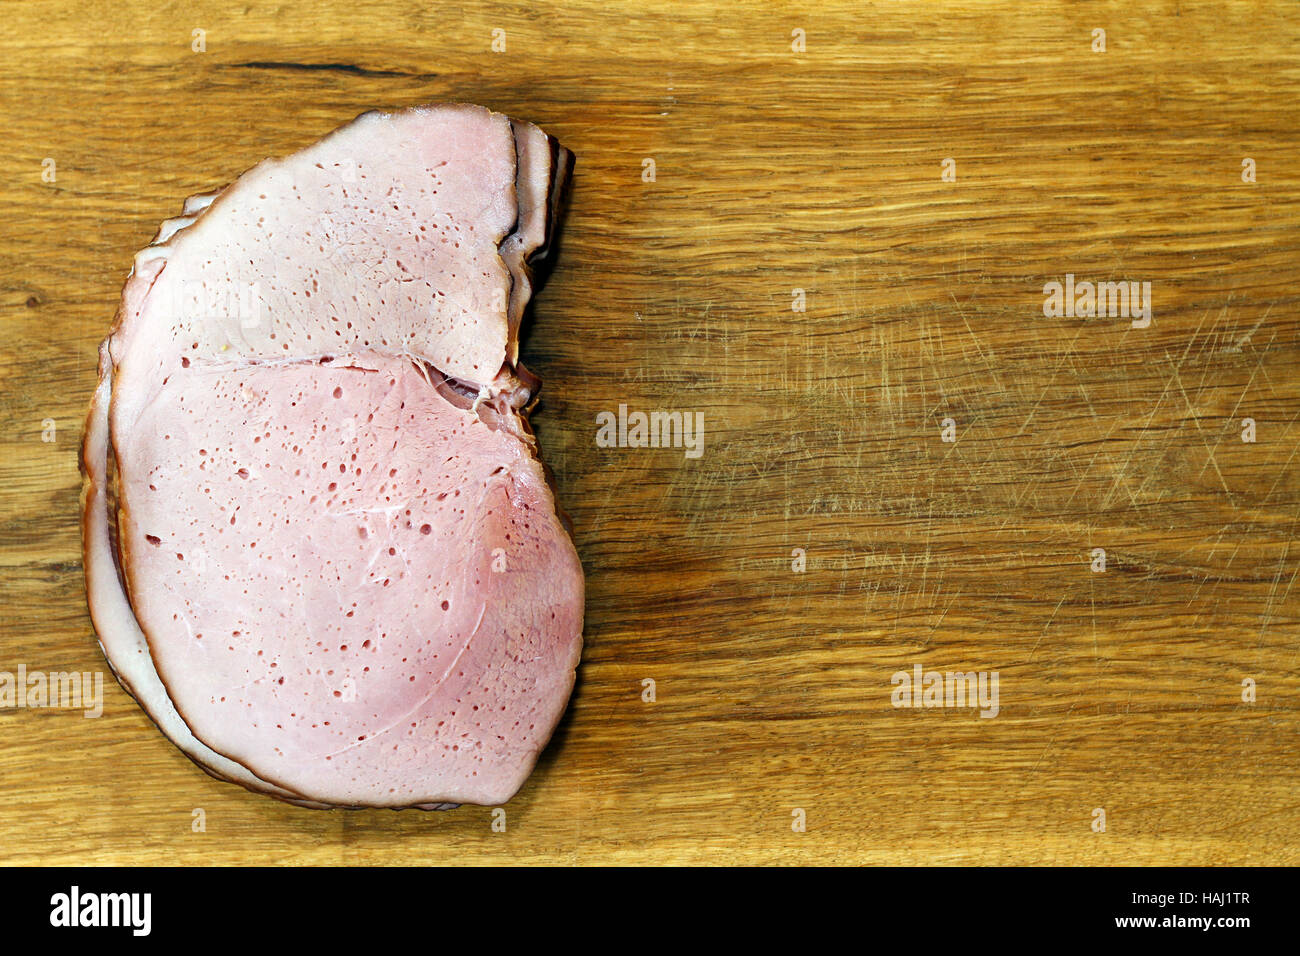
xmin=1 ymin=0 xmax=1297 ymax=865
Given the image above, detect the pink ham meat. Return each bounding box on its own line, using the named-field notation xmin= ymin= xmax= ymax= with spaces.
xmin=82 ymin=104 xmax=583 ymax=808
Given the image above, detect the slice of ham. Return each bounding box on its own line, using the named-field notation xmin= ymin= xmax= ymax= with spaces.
xmin=84 ymin=104 xmax=583 ymax=808
xmin=82 ymin=342 xmax=319 ymax=804
xmin=501 ymin=122 xmax=550 ymax=358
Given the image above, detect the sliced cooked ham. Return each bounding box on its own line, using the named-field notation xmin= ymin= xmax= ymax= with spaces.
xmin=501 ymin=120 xmax=560 ymax=367
xmin=83 ymin=104 xmax=583 ymax=808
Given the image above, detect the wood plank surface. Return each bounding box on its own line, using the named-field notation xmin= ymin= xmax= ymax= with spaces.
xmin=0 ymin=0 xmax=1297 ymax=865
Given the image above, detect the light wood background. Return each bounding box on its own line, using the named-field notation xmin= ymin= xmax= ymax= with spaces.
xmin=1 ymin=0 xmax=1297 ymax=865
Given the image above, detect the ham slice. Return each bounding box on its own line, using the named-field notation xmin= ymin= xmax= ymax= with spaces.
xmin=82 ymin=104 xmax=583 ymax=808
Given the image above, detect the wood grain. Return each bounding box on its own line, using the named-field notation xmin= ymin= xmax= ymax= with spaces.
xmin=0 ymin=0 xmax=1297 ymax=865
